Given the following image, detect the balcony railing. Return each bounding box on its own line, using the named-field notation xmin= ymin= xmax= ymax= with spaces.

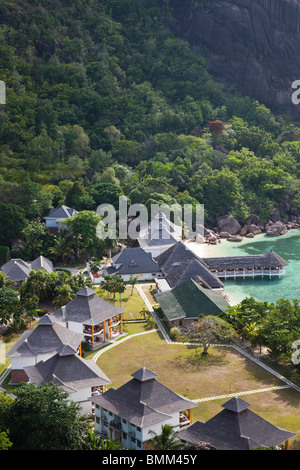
xmin=83 ymin=325 xmax=104 ymax=335
xmin=215 ymin=268 xmax=285 ymax=278
xmin=91 ymin=386 xmax=105 ymax=396
xmin=179 ymin=411 xmax=190 ymax=424
xmin=110 ymin=420 xmax=122 ymax=430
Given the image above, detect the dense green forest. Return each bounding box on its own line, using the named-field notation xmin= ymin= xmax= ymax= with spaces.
xmin=1 ymin=0 xmax=300 ymax=251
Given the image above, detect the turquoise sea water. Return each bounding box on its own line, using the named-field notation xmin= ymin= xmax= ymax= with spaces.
xmin=187 ymin=230 xmax=300 ymax=305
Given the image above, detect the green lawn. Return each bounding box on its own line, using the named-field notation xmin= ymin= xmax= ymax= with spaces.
xmin=95 ymin=285 xmax=148 ymax=318
xmin=2 ymin=285 xmax=300 ymax=450
xmin=94 ymin=329 xmax=300 ymax=450
xmin=94 ymin=285 xmax=154 ymax=336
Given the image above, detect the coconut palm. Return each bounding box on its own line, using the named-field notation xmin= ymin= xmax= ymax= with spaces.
xmin=127 ymin=275 xmax=138 ymax=295
xmin=52 ymin=284 xmax=75 ymax=308
xmin=89 ymin=257 xmax=101 ymax=276
xmin=23 ymin=270 xmax=51 ymax=301
xmin=0 ymin=272 xmax=14 ymax=289
xmin=48 ymin=232 xmax=75 ymax=264
xmin=148 ymin=424 xmax=183 ymax=450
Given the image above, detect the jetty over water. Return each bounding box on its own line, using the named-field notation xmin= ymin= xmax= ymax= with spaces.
xmin=155 ymin=243 xmax=288 ymax=292
xmin=203 ymin=249 xmax=288 ymax=280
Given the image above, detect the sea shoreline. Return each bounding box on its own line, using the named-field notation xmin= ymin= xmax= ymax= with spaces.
xmin=184 ymin=228 xmax=300 ymax=305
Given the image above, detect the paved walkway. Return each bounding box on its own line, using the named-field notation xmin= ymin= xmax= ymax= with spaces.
xmin=135 ymin=284 xmax=300 ymax=395
xmin=136 ymin=284 xmax=172 ymax=344
xmin=194 ymin=385 xmax=291 ymax=403
xmin=1 ymin=283 xmax=300 ymax=401
xmin=92 ymin=329 xmax=158 ymax=362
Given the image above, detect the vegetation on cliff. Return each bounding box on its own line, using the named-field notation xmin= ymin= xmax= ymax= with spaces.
xmin=0 ymin=0 xmax=300 ymax=249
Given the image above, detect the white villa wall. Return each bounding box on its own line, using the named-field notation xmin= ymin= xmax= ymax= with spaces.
xmin=45 ymin=219 xmax=59 ymax=228
xmin=64 ymin=321 xmax=83 ymax=334
xmin=89 ymin=272 xmax=163 ymax=284
xmin=10 ymin=352 xmax=56 ymax=371
xmin=93 ymin=405 xmax=182 ymax=450
xmin=142 ymin=413 xmax=180 ymax=442
xmin=69 ymin=387 xmax=93 ymax=416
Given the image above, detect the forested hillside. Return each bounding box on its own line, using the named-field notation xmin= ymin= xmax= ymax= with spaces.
xmin=1 ymin=0 xmax=300 ymax=250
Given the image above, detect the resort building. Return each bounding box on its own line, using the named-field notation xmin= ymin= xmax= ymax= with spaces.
xmin=155 ymin=278 xmax=229 ymax=328
xmin=6 ymin=314 xmax=83 ymax=384
xmin=88 ymin=247 xmax=163 ymax=283
xmin=90 ymin=367 xmax=198 ymax=450
xmin=1 ymin=259 xmax=31 ymax=286
xmin=137 ymin=211 xmax=182 ymax=258
xmin=155 ymin=241 xmax=224 ymax=293
xmin=48 ymin=287 xmax=125 ymax=348
xmin=30 ymin=255 xmax=54 ymax=273
xmin=155 ymin=242 xmax=288 ymax=292
xmin=178 ymin=396 xmax=295 ymax=450
xmin=202 ymin=250 xmax=288 ymax=279
xmin=44 ymin=205 xmax=77 ymax=233
xmin=24 ymin=345 xmax=111 ymax=416
xmin=1 ymin=255 xmax=53 ymax=286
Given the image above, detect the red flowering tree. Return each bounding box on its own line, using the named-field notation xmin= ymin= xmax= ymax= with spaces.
xmin=186 ymin=315 xmax=237 ymax=354
xmin=207 ymin=120 xmax=226 ymax=134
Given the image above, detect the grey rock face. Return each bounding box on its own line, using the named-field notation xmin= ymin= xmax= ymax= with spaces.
xmin=217 ymin=214 xmax=241 ymax=234
xmin=169 ymin=0 xmax=300 ymax=117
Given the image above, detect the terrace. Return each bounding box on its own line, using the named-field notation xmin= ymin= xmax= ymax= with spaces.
xmin=83 ymin=314 xmax=123 ymax=348
xmin=211 ymin=267 xmax=285 ymax=279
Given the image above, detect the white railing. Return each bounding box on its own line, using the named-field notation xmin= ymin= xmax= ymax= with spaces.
xmin=215 ymin=268 xmax=285 ymax=278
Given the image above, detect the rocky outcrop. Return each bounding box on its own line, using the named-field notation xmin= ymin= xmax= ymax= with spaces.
xmin=169 ymin=0 xmax=300 ymax=118
xmin=217 ymin=214 xmax=241 ymax=235
xmin=219 ymin=231 xmax=232 ymax=238
xmin=227 ymin=235 xmax=243 ymax=242
xmin=265 ymin=221 xmax=288 ymax=236
xmin=248 ymin=224 xmax=262 ymax=235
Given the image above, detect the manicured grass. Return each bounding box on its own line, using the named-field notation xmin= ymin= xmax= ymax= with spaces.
xmin=95 ymin=329 xmax=300 ymax=449
xmin=95 ymin=285 xmax=154 ymax=336
xmin=95 ymin=285 xmax=147 ymax=319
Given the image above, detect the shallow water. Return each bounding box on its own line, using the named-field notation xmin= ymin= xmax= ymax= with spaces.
xmin=187 ymin=229 xmax=300 ymax=305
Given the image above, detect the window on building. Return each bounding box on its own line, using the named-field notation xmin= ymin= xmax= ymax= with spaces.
xmin=137 ymin=440 xmax=141 ymax=448
xmin=123 ymin=432 xmax=127 ymax=440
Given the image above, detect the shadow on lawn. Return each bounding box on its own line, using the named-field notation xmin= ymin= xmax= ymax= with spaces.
xmin=167 ymin=347 xmax=230 ymax=370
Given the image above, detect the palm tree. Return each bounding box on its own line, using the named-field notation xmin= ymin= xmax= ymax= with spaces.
xmin=89 ymin=257 xmax=101 ymax=278
xmin=104 ymin=232 xmax=118 ymax=262
xmin=48 ymin=232 xmax=75 ymax=264
xmin=53 ymin=284 xmax=75 ymax=308
xmin=0 ymin=272 xmax=14 ymax=289
xmin=148 ymin=424 xmax=183 ymax=450
xmin=84 ymin=429 xmax=125 ymax=450
xmin=128 ymin=275 xmax=138 ymax=295
xmin=101 ymin=275 xmax=125 ymax=301
xmin=24 ymin=270 xmax=50 ymax=301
